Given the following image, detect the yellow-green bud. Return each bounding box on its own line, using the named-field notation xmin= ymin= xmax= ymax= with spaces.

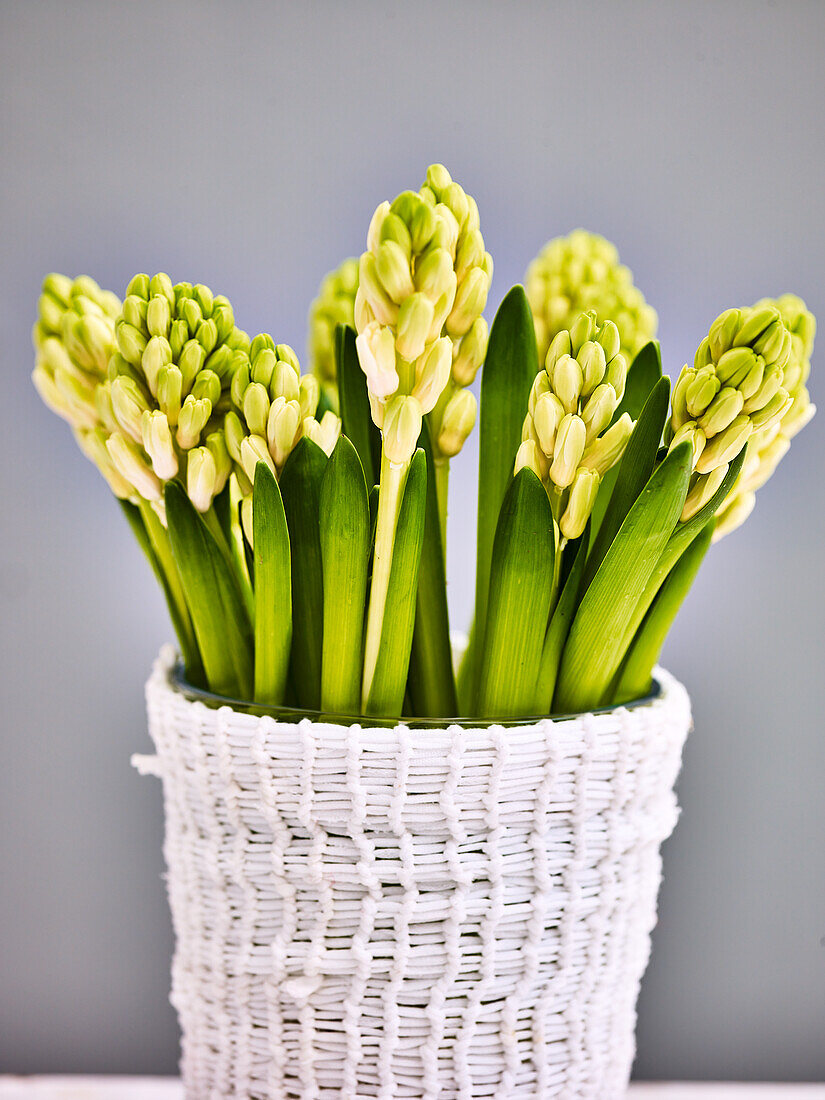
xmin=578 ymin=341 xmax=607 ymax=397
xmin=545 ymin=329 xmax=573 ymax=374
xmin=375 ymin=240 xmax=415 ymax=304
xmin=157 ymin=366 xmax=183 ymax=426
xmin=240 ymin=433 xmax=275 ymax=483
xmin=176 ymin=395 xmax=212 ymax=451
xmin=514 ymin=439 xmax=546 ymax=479
xmin=396 ymin=292 xmax=435 ymax=362
xmin=271 ymin=359 xmax=300 ymax=403
xmin=451 ymin=317 xmax=488 ymax=387
xmin=142 ymin=336 xmax=173 ymax=396
xmin=141 ymin=410 xmax=178 ymax=480
xmin=603 ymin=352 xmax=627 ymax=403
xmin=528 ymin=370 xmax=552 ymax=416
xmin=146 ymin=295 xmax=171 ymax=338
xmin=186 ymin=447 xmax=217 ymax=513
xmin=242 ymin=382 xmax=270 ymax=437
xmin=669 ymin=422 xmax=706 ymax=467
xmin=303 ymin=410 xmax=341 ymax=457
xmin=707 ymin=309 xmax=740 ymax=361
xmin=695 ymin=415 xmax=753 ymax=474
xmin=551 ymin=354 xmax=583 ymax=414
xmin=698 ymin=386 xmax=744 ymax=436
xmin=560 ymin=468 xmax=600 ymax=540
xmin=206 ymin=431 xmax=231 ymax=496
xmin=191 ymin=369 xmax=221 ymax=407
xmin=414 ymin=247 xmax=456 ymax=303
xmin=748 ymin=389 xmax=793 ymax=432
xmin=686 ymin=366 xmax=720 ymax=417
xmin=178 ymin=339 xmax=206 ymax=391
xmin=436 ymin=389 xmax=477 ymax=457
xmin=382 ymin=395 xmax=423 ymax=464
xmin=446 ymin=266 xmax=489 ymax=338
xmin=581 ymin=382 xmax=618 ymax=445
xmin=549 ymin=413 xmax=587 ymax=488
xmin=149 ymin=272 xmax=175 ymax=306
xmin=266 ymin=397 xmax=302 ymax=468
xmin=533 ymin=391 xmax=565 ymax=455
xmin=732 ymin=306 xmax=778 ymax=349
xmin=682 ymin=463 xmax=729 ymax=522
xmin=359 ymin=251 xmax=400 ymax=326
xmin=411 ymin=337 xmax=451 ymax=415
xmin=110 ymin=377 xmax=150 ymax=443
xmin=106 ymin=431 xmax=162 ymax=502
xmin=116 ymin=321 xmax=147 ymax=366
xmin=299 ymin=375 xmax=320 ymax=421
xmin=579 ymin=412 xmax=633 ymax=477
xmin=356 ymin=322 xmax=399 ymax=399
xmin=224 ymin=410 xmax=245 ymax=463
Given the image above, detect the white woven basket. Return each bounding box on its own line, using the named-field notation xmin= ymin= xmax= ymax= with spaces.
xmin=139 ymin=645 xmax=691 ymax=1100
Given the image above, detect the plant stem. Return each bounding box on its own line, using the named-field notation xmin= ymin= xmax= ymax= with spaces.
xmin=362 ymin=450 xmax=409 ymax=704
xmin=203 ymin=502 xmax=254 ymax=622
xmin=137 ymin=500 xmax=201 ymax=673
xmin=434 ymin=456 xmax=449 ymax=556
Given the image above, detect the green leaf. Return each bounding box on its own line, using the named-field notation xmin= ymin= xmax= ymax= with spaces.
xmin=533 ymin=523 xmax=589 ymax=715
xmin=165 ymin=481 xmax=254 ymax=699
xmin=119 ymin=499 xmax=204 ymax=685
xmin=337 ymin=323 xmax=380 ymax=489
xmin=615 ymin=340 xmax=663 ymax=421
xmin=476 ymin=468 xmax=555 ymax=719
xmin=459 ymin=285 xmax=538 ymax=710
xmin=319 ymin=436 xmax=370 ymax=714
xmin=252 ymin=462 xmax=292 ymax=707
xmin=611 ymin=519 xmax=714 ymax=705
xmin=583 ymin=375 xmax=671 ymax=592
xmin=591 ymin=341 xmax=665 ymax=539
xmin=554 ymin=442 xmax=693 ymax=713
xmin=365 ymin=448 xmax=427 ymax=719
xmin=614 ymin=444 xmax=748 ymax=663
xmin=407 ymin=420 xmax=457 ymax=718
xmin=279 ymin=437 xmax=328 ymax=710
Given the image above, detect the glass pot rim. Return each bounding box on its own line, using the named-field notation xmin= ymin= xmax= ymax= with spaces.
xmin=169 ymin=662 xmax=661 ymax=730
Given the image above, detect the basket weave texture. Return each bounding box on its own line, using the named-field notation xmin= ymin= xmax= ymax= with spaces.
xmin=141 ymin=646 xmax=691 ymax=1100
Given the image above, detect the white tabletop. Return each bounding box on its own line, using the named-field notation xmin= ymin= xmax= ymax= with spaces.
xmin=1 ymin=1080 xmax=823 ymax=1099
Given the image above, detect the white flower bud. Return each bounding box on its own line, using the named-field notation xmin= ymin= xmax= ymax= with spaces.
xmin=355 ymin=322 xmax=399 ymax=399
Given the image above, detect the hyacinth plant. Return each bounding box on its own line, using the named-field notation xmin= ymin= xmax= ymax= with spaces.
xmin=34 ymin=165 xmax=816 ymax=724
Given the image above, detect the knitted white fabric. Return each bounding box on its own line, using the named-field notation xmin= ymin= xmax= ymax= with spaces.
xmin=140 ymin=646 xmax=691 ymax=1100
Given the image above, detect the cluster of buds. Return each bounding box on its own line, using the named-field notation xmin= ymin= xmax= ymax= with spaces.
xmin=713 ymin=295 xmax=816 ymax=539
xmin=526 ymin=230 xmax=657 ymax=366
xmin=667 ymin=303 xmax=795 ymax=523
xmin=515 ymin=311 xmax=634 ymax=540
xmin=106 ymin=273 xmax=249 ymax=512
xmin=354 ymin=164 xmax=492 ymax=465
xmin=31 ymin=274 xmax=134 ymax=498
xmin=307 ymin=257 xmax=359 ymax=411
xmin=224 ymin=336 xmax=340 ymax=539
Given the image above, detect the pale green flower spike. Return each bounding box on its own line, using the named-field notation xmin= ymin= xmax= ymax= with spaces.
xmin=307 ymin=257 xmax=359 ymax=411
xmin=667 ymin=302 xmax=796 ymax=524
xmin=224 ymin=334 xmax=341 ymax=543
xmin=32 ymin=273 xmax=132 ymax=496
xmin=107 ymin=273 xmax=249 ymax=511
xmin=526 ymin=229 xmax=657 ymax=365
xmin=713 ymin=294 xmax=816 ymax=540
xmin=516 ymin=310 xmax=634 ymax=541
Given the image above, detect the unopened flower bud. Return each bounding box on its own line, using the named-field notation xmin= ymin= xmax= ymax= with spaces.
xmin=579 ymin=412 xmax=633 ymax=477
xmin=549 ymin=413 xmax=587 ymax=488
xmin=437 ymin=389 xmax=476 ymax=457
xmin=396 ymin=292 xmax=435 ymax=361
xmin=178 ymin=339 xmax=206 ymax=392
xmin=299 ymin=374 xmax=320 ymax=420
xmin=581 ymin=383 xmax=618 ymax=444
xmin=451 ymin=317 xmax=488 ymax=387
xmin=303 ymin=410 xmax=341 ymax=456
xmin=682 ymin=463 xmax=729 ymax=521
xmin=206 ymin=431 xmax=231 ymax=496
xmin=669 ymin=421 xmax=706 ymax=467
xmin=191 ymin=369 xmax=221 ymax=407
xmin=603 ymin=352 xmax=627 ymax=403
xmin=748 ymin=388 xmax=793 ymax=432
xmin=695 ymin=415 xmax=752 ymax=473
xmin=186 ymin=446 xmax=217 ymax=512
xmin=116 ymin=321 xmax=147 ymax=366
xmin=243 ymin=381 xmax=270 ymax=436
xmin=367 ymin=201 xmax=391 ymax=253
xmin=514 ymin=439 xmax=545 ymax=479
xmin=224 ymin=410 xmax=245 ymax=463
xmin=383 ymin=395 xmax=423 ymax=464
xmin=686 ymin=366 xmax=720 ymax=417
xmin=707 ymin=308 xmax=740 ymax=360
xmin=358 ymin=252 xmax=399 ymax=327
xmin=551 ymin=353 xmax=583 ymax=414
xmin=146 ymin=295 xmax=171 ymax=338
xmin=356 ymin=322 xmax=399 ymax=399
xmin=106 ymin=431 xmax=162 ymax=502
xmin=560 ymin=468 xmax=601 ymax=540
xmin=733 ymin=306 xmax=777 ymax=349
xmin=545 ymin=329 xmax=573 ymax=374
xmin=110 ymin=376 xmax=150 ymax=443
xmin=266 ymin=396 xmax=302 ymax=468
xmin=412 ymin=336 xmax=451 ymax=414
xmin=240 ymin=433 xmax=275 ymax=483
xmin=271 ymin=359 xmax=300 ymax=403
xmin=528 ymin=370 xmax=552 ymax=416
xmin=569 ymin=311 xmax=596 ymax=356
xmin=698 ymin=386 xmax=744 ymax=436
xmin=578 ymin=341 xmax=607 ymax=397
xmin=176 ymin=394 xmax=212 ymax=451
xmin=414 ymin=247 xmax=455 ymax=303
xmin=446 ymin=267 xmax=488 ymax=338
xmin=596 ymin=319 xmax=621 ymax=363
xmin=141 ymin=410 xmax=178 ymax=480
xmin=533 ymin=391 xmax=565 ymax=455
xmin=376 ymin=239 xmax=415 ymax=304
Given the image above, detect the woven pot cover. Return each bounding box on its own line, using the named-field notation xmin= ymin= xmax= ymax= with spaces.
xmin=140 ymin=646 xmax=691 ymax=1100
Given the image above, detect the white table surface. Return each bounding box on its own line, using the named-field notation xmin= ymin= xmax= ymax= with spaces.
xmin=1 ymin=1081 xmax=823 ymax=1099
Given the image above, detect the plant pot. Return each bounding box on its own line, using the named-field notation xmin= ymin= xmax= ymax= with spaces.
xmin=136 ymin=644 xmax=691 ymax=1099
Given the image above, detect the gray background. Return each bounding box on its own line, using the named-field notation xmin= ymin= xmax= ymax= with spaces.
xmin=1 ymin=0 xmax=823 ymax=1081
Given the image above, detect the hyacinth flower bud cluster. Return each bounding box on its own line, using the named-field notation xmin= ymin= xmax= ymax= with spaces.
xmin=713 ymin=295 xmax=816 ymax=539
xmin=31 ymin=274 xmax=134 ymax=498
xmin=354 ymin=163 xmax=492 ymax=466
xmin=307 ymin=257 xmax=359 ymax=411
xmin=666 ymin=304 xmax=795 ymax=523
xmin=106 ymin=273 xmax=249 ymax=512
xmin=225 ymin=336 xmax=340 ymax=538
xmin=526 ymin=229 xmax=657 ymax=366
xmin=515 ymin=311 xmax=634 ymax=540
